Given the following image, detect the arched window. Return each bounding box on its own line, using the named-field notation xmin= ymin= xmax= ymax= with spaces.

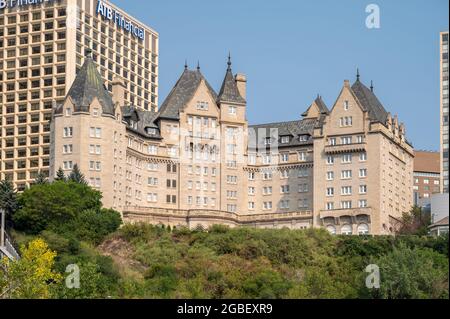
xmin=341 ymin=224 xmax=353 ymax=235
xmin=326 ymin=225 xmax=336 ymax=235
xmin=357 ymin=223 xmax=369 ymax=235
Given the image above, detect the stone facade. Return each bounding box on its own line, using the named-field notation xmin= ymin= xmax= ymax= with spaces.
xmin=50 ymin=54 xmax=414 ymax=235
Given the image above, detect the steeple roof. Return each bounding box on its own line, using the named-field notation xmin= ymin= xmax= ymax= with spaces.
xmin=351 ymin=78 xmax=388 ymax=124
xmin=60 ymin=51 xmax=115 ymax=116
xmin=302 ymin=95 xmax=329 ymax=117
xmin=217 ymin=55 xmax=246 ymax=104
xmin=158 ymin=68 xmax=218 ymax=120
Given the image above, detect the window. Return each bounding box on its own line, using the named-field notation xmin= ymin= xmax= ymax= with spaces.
xmin=329 ymin=138 xmax=337 ymax=146
xmin=359 ymin=185 xmax=368 ymax=194
xmin=341 ymin=170 xmax=352 ymax=179
xmin=341 ymin=154 xmax=352 ymax=163
xmin=280 ymin=185 xmax=290 ymax=194
xmin=326 ymin=202 xmax=334 ymax=210
xmin=65 ymin=108 xmax=72 ymax=116
xmin=248 ymin=202 xmax=255 ymax=210
xmin=63 ymin=144 xmax=73 ymax=154
xmin=326 ymin=187 xmax=334 ymax=197
xmin=63 ymin=161 xmax=73 ymax=170
xmin=248 ymin=187 xmax=255 ymax=195
xmin=280 ymin=169 xmax=289 ymax=179
xmin=359 ymin=169 xmax=367 ymax=178
xmin=341 ymin=201 xmax=352 ymax=209
xmin=298 ymin=152 xmax=307 ymax=161
xmin=248 ymin=154 xmax=256 ymax=165
xmin=339 ymin=117 xmax=353 ymax=127
xmin=326 ymin=156 xmax=334 ymax=165
xmin=148 ymin=177 xmax=158 ymax=186
xmin=263 ymin=186 xmax=273 ymax=195
xmin=263 ymin=202 xmax=273 ymax=210
xmin=326 ymin=171 xmax=334 ymax=181
xmin=344 ymin=100 xmax=349 ymax=110
xmin=357 ymin=223 xmax=369 ymax=235
xmin=280 ymin=200 xmax=290 ymax=209
xmin=359 ymin=152 xmax=367 ymax=161
xmin=280 ymin=153 xmax=289 ymax=162
xmin=341 ymin=224 xmax=352 ymax=235
xmin=63 ymin=127 xmax=73 ymax=137
xmin=197 ymin=101 xmax=209 ymax=110
xmin=262 ymin=154 xmax=272 ymax=164
xmin=166 ymin=195 xmax=177 ymax=204
xmin=148 ymin=145 xmax=158 ymax=155
xmin=262 ymin=171 xmax=272 ymax=180
xmin=326 ymin=225 xmax=336 ymax=235
xmin=228 ymin=106 xmax=237 ymax=115
xmin=167 ymin=179 xmax=177 ymax=188
xmin=89 ymin=127 xmax=102 ymax=138
xmin=341 ymin=136 xmax=352 ymax=145
xmin=147 ymin=193 xmax=158 ymax=203
xmin=357 ymin=135 xmax=364 ymax=143
xmin=281 ymin=136 xmax=290 ymax=144
xmin=359 ymin=200 xmax=368 ymax=208
xmin=341 ymin=186 xmax=352 ymax=195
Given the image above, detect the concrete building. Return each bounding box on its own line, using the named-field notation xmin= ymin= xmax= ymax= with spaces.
xmin=440 ymin=31 xmax=449 ymax=193
xmin=413 ymin=150 xmax=440 ymax=206
xmin=50 ymin=53 xmax=414 ymax=235
xmin=0 ymin=0 xmax=159 ymax=191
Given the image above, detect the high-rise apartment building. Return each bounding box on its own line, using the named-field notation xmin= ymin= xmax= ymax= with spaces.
xmin=413 ymin=150 xmax=440 ymax=206
xmin=440 ymin=31 xmax=449 ymax=193
xmin=0 ymin=0 xmax=159 ymax=190
xmin=50 ymin=53 xmax=414 ymax=235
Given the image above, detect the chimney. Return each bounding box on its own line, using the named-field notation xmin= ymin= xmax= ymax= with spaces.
xmin=235 ymin=73 xmax=247 ymax=100
xmin=112 ymin=76 xmax=126 ymax=106
xmin=344 ymin=79 xmax=350 ymax=87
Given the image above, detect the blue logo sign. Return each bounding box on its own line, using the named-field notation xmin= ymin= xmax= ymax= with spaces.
xmin=96 ymin=1 xmax=145 ymax=40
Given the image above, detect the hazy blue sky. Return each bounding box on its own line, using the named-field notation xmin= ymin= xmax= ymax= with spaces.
xmin=112 ymin=0 xmax=448 ymax=151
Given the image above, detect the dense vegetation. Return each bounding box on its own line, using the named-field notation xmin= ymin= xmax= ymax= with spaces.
xmin=0 ymin=175 xmax=448 ymax=299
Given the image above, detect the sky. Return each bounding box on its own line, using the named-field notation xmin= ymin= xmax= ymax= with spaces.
xmin=111 ymin=0 xmax=448 ymax=151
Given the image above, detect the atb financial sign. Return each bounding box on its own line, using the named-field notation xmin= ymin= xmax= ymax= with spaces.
xmin=0 ymin=0 xmax=60 ymax=10
xmin=0 ymin=0 xmax=145 ymax=41
xmin=96 ymin=0 xmax=145 ymax=40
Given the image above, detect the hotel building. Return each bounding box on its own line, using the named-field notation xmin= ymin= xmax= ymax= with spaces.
xmin=50 ymin=52 xmax=414 ymax=235
xmin=0 ymin=0 xmax=159 ymax=190
xmin=440 ymin=31 xmax=449 ymax=193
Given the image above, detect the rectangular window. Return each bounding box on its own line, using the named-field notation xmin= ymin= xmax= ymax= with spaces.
xmin=326 ymin=187 xmax=334 ymax=196
xmin=341 ymin=186 xmax=352 ymax=195
xmin=63 ymin=144 xmax=73 ymax=154
xmin=359 ymin=169 xmax=367 ymax=178
xmin=341 ymin=201 xmax=352 ymax=209
xmin=341 ymin=170 xmax=352 ymax=179
xmin=359 ymin=200 xmax=368 ymax=208
xmin=326 ymin=171 xmax=334 ymax=181
xmin=341 ymin=154 xmax=352 ymax=163
xmin=63 ymin=127 xmax=73 ymax=137
xmin=359 ymin=185 xmax=368 ymax=194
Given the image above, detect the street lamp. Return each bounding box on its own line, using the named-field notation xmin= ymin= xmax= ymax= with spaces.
xmin=0 ymin=209 xmax=4 ymax=248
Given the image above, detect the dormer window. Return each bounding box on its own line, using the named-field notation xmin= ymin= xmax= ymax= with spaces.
xmin=65 ymin=108 xmax=71 ymax=116
xmin=264 ymin=137 xmax=272 ymax=145
xmin=281 ymin=136 xmax=290 ymax=144
xmin=299 ymin=135 xmax=309 ymax=142
xmin=228 ymin=106 xmax=237 ymax=115
xmin=93 ymin=108 xmax=99 ymax=117
xmin=130 ymin=120 xmax=138 ymax=130
xmin=147 ymin=128 xmax=157 ymax=135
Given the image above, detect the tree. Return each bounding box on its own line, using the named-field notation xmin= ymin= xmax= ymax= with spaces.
xmin=13 ymin=181 xmax=103 ymax=234
xmin=0 ymin=239 xmax=62 ymax=299
xmin=68 ymin=164 xmax=87 ymax=185
xmin=64 ymin=208 xmax=122 ymax=245
xmin=0 ymin=180 xmax=18 ymax=222
xmin=33 ymin=171 xmax=48 ymax=185
xmin=54 ymin=168 xmax=66 ymax=182
xmin=398 ymin=206 xmax=431 ymax=236
xmin=369 ymin=243 xmax=449 ymax=299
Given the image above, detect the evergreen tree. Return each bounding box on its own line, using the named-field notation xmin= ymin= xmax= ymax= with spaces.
xmin=0 ymin=179 xmax=18 ymax=217
xmin=34 ymin=171 xmax=48 ymax=185
xmin=55 ymin=167 xmax=66 ymax=182
xmin=68 ymin=164 xmax=87 ymax=185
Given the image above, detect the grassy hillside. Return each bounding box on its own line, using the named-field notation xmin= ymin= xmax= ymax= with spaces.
xmin=10 ymin=223 xmax=447 ymax=299
xmin=2 ymin=181 xmax=448 ymax=299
